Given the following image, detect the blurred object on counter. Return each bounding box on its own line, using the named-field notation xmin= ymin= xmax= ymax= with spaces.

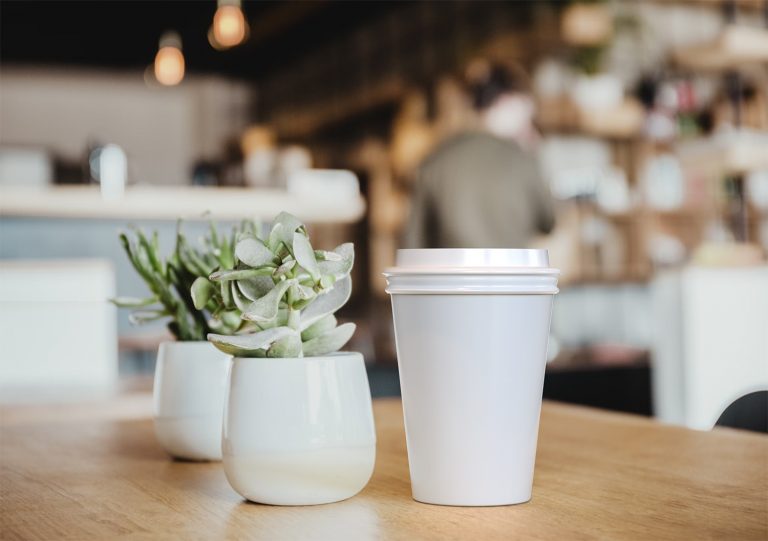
xmin=0 ymin=147 xmax=52 ymax=187
xmin=89 ymin=144 xmax=127 ymax=201
xmin=642 ymin=153 xmax=686 ymax=210
xmin=190 ymin=160 xmax=219 ymax=186
xmin=286 ymin=169 xmax=359 ymax=203
xmin=539 ymin=136 xmax=611 ymax=200
xmin=241 ymin=125 xmax=277 ymax=188
xmin=746 ymin=170 xmax=768 ymax=209
xmin=677 ymin=129 xmax=768 ymax=175
xmin=648 ymin=233 xmax=687 ymax=267
xmin=561 ymin=2 xmax=613 ymax=47
xmin=0 ymin=259 xmax=117 ymax=391
xmin=276 ymin=145 xmax=312 ymax=188
xmin=692 ymin=241 xmax=764 ymax=267
xmin=673 ymin=24 xmax=768 ymax=71
xmin=578 ymin=97 xmax=644 ymax=138
xmin=572 ymin=73 xmax=623 ymax=112
xmin=595 ymin=166 xmax=631 ymax=214
xmin=651 ymin=265 xmax=768 ymax=430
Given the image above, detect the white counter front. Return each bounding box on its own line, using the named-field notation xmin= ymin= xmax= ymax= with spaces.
xmin=0 ymin=185 xmax=366 ymax=223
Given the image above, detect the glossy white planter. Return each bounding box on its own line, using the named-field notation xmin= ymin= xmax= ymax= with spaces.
xmin=385 ymin=249 xmax=559 ymax=506
xmin=153 ymin=341 xmax=231 ymax=461
xmin=223 ymin=352 xmax=376 ymax=505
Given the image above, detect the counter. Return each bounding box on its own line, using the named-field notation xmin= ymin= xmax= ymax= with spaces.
xmin=0 ymin=185 xmax=366 ymax=223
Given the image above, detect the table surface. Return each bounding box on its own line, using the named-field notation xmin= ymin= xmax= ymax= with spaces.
xmin=1 ymin=396 xmax=766 ymax=541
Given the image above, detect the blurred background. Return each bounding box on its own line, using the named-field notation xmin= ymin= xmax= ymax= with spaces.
xmin=1 ymin=0 xmax=766 ymax=430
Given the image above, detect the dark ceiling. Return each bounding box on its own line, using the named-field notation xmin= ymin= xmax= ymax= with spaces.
xmin=0 ymin=0 xmax=409 ymax=81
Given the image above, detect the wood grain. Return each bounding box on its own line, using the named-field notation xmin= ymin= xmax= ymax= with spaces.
xmin=1 ymin=397 xmax=766 ymax=540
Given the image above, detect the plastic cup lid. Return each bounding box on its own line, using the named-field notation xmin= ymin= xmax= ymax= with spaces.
xmin=384 ymin=248 xmax=559 ymax=275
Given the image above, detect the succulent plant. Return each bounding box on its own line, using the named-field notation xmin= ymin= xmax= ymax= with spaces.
xmin=112 ymin=220 xmax=256 ymax=341
xmin=206 ymin=212 xmax=356 ymax=358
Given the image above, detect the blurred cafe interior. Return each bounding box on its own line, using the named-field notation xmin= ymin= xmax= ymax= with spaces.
xmin=1 ymin=0 xmax=767 ymax=431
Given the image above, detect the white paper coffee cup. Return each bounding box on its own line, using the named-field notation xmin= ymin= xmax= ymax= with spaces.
xmin=384 ymin=249 xmax=559 ymax=506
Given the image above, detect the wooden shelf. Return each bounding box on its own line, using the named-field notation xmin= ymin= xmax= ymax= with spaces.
xmin=673 ymin=25 xmax=768 ymax=72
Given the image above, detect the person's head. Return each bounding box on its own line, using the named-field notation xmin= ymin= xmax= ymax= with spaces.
xmin=466 ymin=60 xmax=535 ymax=141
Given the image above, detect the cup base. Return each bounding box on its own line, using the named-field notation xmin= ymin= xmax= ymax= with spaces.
xmin=412 ymin=493 xmax=532 ymax=507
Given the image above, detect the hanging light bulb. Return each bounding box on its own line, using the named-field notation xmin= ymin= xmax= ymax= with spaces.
xmin=154 ymin=31 xmax=185 ymax=86
xmin=213 ymin=0 xmax=247 ymax=49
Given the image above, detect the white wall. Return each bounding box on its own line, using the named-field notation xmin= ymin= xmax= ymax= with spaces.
xmin=0 ymin=67 xmax=253 ymax=185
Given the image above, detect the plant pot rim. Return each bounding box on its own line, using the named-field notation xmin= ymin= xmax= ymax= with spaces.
xmin=231 ymin=351 xmax=362 ymax=364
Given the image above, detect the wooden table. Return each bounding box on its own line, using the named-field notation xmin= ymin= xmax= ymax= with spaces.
xmin=1 ymin=396 xmax=766 ymax=540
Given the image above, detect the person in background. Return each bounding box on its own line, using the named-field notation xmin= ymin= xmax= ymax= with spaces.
xmin=403 ymin=61 xmax=555 ymax=249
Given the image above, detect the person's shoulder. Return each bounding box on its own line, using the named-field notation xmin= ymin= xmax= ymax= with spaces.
xmin=421 ymin=132 xmax=497 ymax=168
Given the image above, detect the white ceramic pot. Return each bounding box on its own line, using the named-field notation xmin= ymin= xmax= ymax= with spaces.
xmin=223 ymin=352 xmax=376 ymax=505
xmin=153 ymin=341 xmax=231 ymax=461
xmin=384 ymin=249 xmax=559 ymax=506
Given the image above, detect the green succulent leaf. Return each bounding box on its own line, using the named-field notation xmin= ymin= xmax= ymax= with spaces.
xmin=235 ymin=237 xmax=275 ymax=267
xmin=208 ymin=326 xmax=294 ymax=356
xmin=128 ymin=310 xmax=169 ymax=325
xmin=230 ymin=281 xmax=251 ymax=313
xmin=210 ymin=268 xmax=275 ymax=282
xmin=314 ymin=249 xmax=343 ymax=261
xmin=237 ymin=276 xmax=276 ymax=300
xmin=319 ymin=274 xmax=336 ymax=289
xmin=317 ymin=242 xmax=354 ymax=279
xmin=302 ymin=322 xmax=356 ymax=356
xmin=242 ymin=279 xmax=295 ymax=322
xmin=293 ymin=231 xmax=320 ymax=281
xmin=268 ymin=212 xmax=305 ymax=253
xmin=300 ymin=314 xmax=337 ymax=342
xmin=299 ymin=275 xmax=352 ymax=331
xmin=267 ymin=332 xmax=303 ymax=358
xmin=110 ymin=296 xmax=158 ymax=308
xmin=274 ymin=259 xmax=297 ymax=279
xmin=190 ymin=277 xmax=214 ymax=310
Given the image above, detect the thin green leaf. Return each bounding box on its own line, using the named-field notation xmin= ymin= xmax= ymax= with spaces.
xmin=110 ymin=296 xmax=158 ymax=308
xmin=210 ymin=268 xmax=275 ymax=281
xmin=128 ymin=310 xmax=170 ymax=325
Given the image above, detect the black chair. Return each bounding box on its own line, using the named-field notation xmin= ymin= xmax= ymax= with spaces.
xmin=715 ymin=390 xmax=768 ymax=433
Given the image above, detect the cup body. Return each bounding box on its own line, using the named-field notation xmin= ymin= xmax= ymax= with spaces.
xmin=385 ymin=249 xmax=558 ymax=506
xmin=222 ymin=352 xmax=376 ymax=505
xmin=153 ymin=341 xmax=231 ymax=461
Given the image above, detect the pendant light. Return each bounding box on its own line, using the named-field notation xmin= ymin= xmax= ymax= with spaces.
xmin=212 ymin=0 xmax=248 ymax=49
xmin=154 ymin=31 xmax=185 ymax=86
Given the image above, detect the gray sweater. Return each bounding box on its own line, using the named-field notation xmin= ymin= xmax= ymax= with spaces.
xmin=403 ymin=132 xmax=555 ymax=249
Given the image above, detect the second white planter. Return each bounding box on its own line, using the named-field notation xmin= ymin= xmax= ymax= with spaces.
xmin=153 ymin=341 xmax=231 ymax=461
xmin=222 ymin=352 xmax=376 ymax=506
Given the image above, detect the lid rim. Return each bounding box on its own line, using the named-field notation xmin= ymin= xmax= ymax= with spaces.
xmin=384 ymin=266 xmax=561 ymax=276
xmin=395 ymin=248 xmax=551 ymax=270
